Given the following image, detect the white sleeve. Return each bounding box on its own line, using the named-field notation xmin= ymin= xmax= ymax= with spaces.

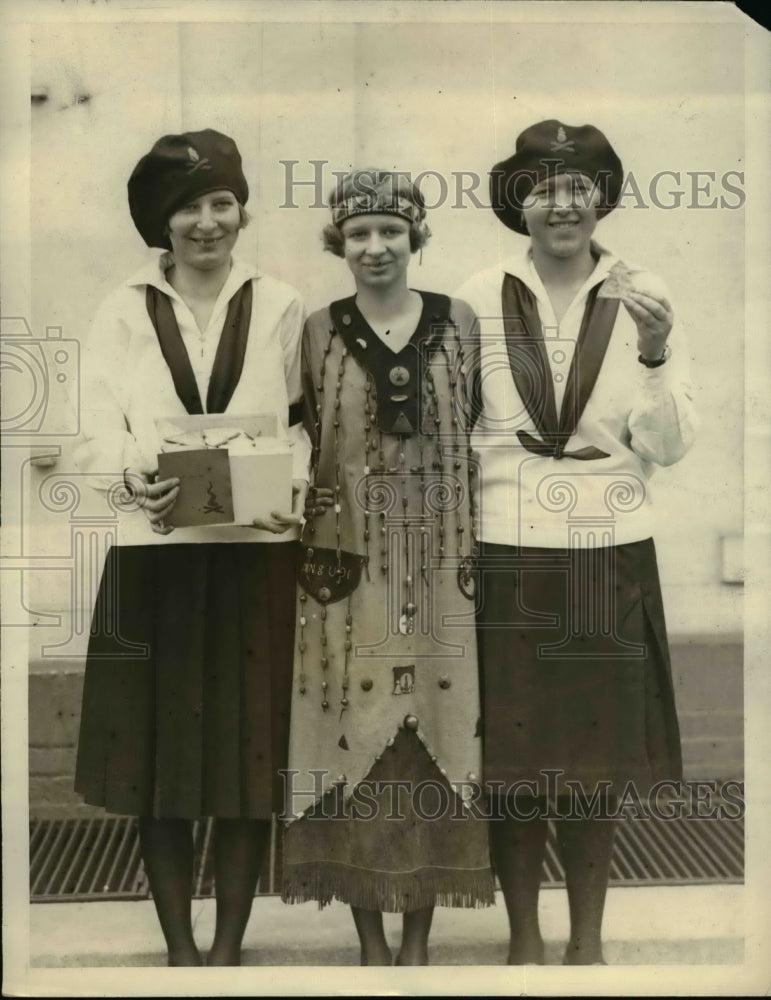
xmin=627 ymin=277 xmax=699 ymax=467
xmin=73 ymin=297 xmax=148 ymax=490
xmin=278 ymin=292 xmax=312 ymax=482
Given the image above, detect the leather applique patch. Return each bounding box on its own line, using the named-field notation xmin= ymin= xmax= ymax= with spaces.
xmin=298 ymin=547 xmax=364 ymax=605
xmin=392 ymin=665 xmax=415 ymax=695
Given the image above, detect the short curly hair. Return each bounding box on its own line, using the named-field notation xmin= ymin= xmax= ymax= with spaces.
xmin=322 ymin=168 xmax=432 ymax=258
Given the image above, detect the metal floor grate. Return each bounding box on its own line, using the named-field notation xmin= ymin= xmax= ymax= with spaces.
xmin=546 ymin=812 xmax=744 ymax=886
xmin=29 ymin=816 xmax=280 ymax=902
xmin=31 ymin=816 xmax=147 ymax=901
xmin=30 ymin=806 xmax=743 ymax=902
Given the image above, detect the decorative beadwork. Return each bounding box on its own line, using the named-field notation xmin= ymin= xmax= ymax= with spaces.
xmin=299 ymin=299 xmax=481 ymax=727
xmin=319 ymin=603 xmax=329 ymax=711
xmin=449 ymin=318 xmax=481 ymax=566
xmin=380 ymin=510 xmax=387 ymax=575
xmin=363 ymin=372 xmax=375 ymax=580
xmin=422 ymin=355 xmax=447 ymax=561
xmin=297 ymin=593 xmax=308 ymax=694
xmin=340 ymin=598 xmax=353 ymax=717
xmin=332 ymin=348 xmax=349 ymax=576
xmin=399 ymin=435 xmax=416 ymax=634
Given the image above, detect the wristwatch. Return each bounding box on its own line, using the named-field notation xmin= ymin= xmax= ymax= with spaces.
xmin=638 ymin=344 xmax=671 ymax=368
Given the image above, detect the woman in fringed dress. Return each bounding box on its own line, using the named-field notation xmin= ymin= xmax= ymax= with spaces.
xmin=281 ymin=169 xmax=494 ymax=966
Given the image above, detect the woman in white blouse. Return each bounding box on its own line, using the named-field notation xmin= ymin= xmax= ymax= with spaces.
xmin=73 ymin=129 xmax=309 ymax=966
xmin=457 ymin=120 xmax=697 ymax=965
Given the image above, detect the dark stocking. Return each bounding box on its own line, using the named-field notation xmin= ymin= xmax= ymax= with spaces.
xmin=138 ymin=817 xmax=202 ymax=966
xmin=350 ymin=907 xmax=392 ymax=966
xmin=556 ymin=816 xmax=617 ymax=965
xmin=207 ymin=818 xmax=270 ymax=966
xmin=490 ymin=806 xmax=549 ymax=964
xmin=396 ymin=906 xmax=434 ymax=966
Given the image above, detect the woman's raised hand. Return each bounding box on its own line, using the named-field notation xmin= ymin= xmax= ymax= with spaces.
xmin=125 ymin=470 xmax=180 ymax=535
xmin=251 ymin=479 xmax=310 ymax=534
xmin=623 ymin=290 xmax=673 ymax=361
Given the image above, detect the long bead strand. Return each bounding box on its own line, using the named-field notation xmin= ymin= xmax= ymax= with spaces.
xmin=340 ymin=596 xmax=353 ymax=718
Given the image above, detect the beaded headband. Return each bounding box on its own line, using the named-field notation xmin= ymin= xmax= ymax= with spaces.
xmin=331 ymin=185 xmax=425 ymax=227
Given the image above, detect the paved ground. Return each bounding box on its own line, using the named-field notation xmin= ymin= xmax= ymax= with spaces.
xmin=10 ymin=885 xmax=767 ymax=997
xmin=28 ymin=884 xmax=743 ymax=967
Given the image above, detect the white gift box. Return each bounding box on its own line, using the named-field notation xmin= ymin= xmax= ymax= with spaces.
xmin=155 ymin=413 xmax=292 ymax=527
xmin=227 ymin=436 xmax=293 ymax=524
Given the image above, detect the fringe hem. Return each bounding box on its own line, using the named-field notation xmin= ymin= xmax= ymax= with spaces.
xmin=282 ymin=862 xmax=496 ymax=912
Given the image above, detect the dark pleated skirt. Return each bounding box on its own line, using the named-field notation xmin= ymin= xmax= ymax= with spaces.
xmin=476 ymin=538 xmax=682 ymax=798
xmin=74 ymin=542 xmax=298 ymax=819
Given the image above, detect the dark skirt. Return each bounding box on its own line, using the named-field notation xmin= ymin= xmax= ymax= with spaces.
xmin=476 ymin=538 xmax=682 ymax=798
xmin=74 ymin=542 xmax=298 ymax=819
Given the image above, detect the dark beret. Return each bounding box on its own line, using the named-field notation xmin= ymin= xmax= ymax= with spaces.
xmin=128 ymin=129 xmax=248 ymax=249
xmin=490 ymin=120 xmax=623 ymax=235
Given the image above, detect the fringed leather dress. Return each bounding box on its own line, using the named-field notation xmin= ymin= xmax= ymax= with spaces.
xmin=281 ymin=292 xmax=495 ymax=911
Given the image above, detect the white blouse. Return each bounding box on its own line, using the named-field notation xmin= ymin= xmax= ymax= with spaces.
xmin=74 ymin=253 xmax=311 ymax=546
xmin=455 ymin=242 xmax=698 ymax=549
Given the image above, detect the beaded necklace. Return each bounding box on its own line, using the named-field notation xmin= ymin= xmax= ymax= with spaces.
xmin=299 ymin=292 xmax=479 ymax=713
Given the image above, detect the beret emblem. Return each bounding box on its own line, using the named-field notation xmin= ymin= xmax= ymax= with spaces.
xmin=550 ymin=125 xmax=576 ymax=153
xmin=186 ymin=145 xmax=211 ymax=173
